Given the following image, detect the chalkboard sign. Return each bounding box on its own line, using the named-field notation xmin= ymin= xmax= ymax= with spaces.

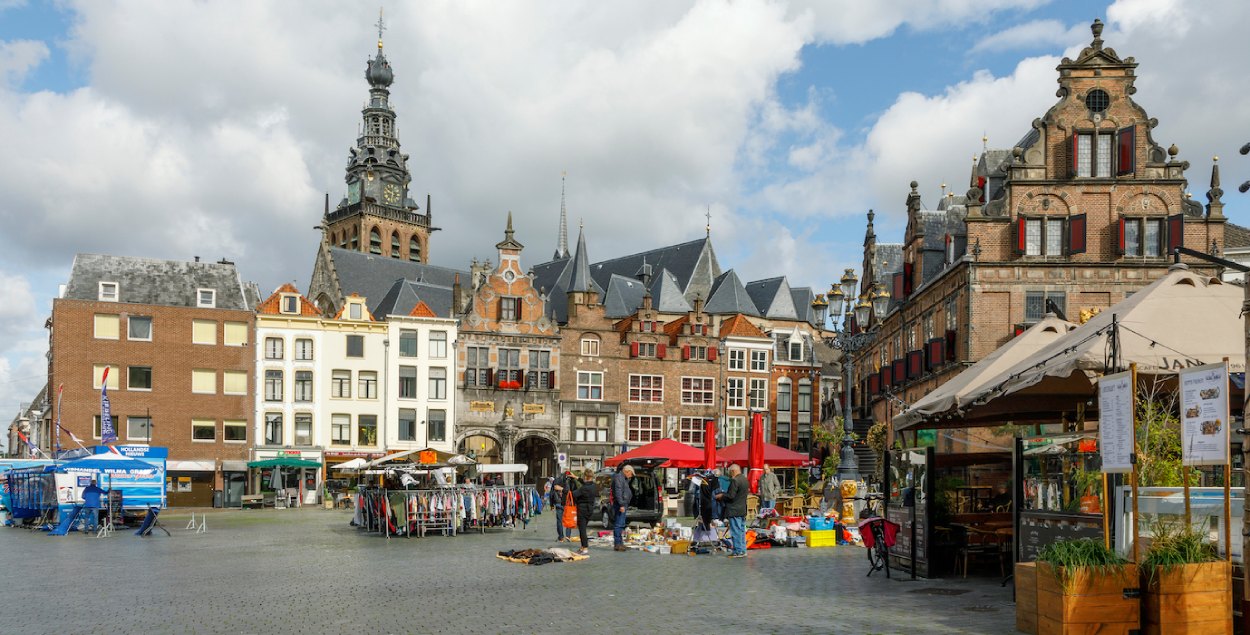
xmin=1018 ymin=511 xmax=1102 ymax=562
xmin=887 ymin=503 xmax=930 ymax=577
xmin=106 ymin=490 xmax=124 ymax=527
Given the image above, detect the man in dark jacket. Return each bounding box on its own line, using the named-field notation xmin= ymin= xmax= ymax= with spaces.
xmin=718 ymin=464 xmax=749 ymax=558
xmin=611 ymin=465 xmax=634 ymax=551
xmin=551 ymin=471 xmax=572 ymax=542
xmin=572 ymin=469 xmax=598 ymax=555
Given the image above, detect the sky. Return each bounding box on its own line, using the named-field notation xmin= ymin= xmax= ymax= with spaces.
xmin=2 ymin=0 xmax=1249 ymax=448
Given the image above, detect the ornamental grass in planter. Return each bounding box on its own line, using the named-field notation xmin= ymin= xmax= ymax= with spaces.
xmin=1035 ymin=538 xmax=1139 ymax=635
xmin=1140 ymin=522 xmax=1231 ymax=635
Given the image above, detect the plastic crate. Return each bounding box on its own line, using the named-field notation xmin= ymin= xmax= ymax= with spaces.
xmin=802 ymin=529 xmax=838 ymax=548
xmin=668 ymin=539 xmax=690 ymax=555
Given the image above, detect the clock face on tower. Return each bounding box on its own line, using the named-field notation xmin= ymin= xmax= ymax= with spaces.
xmin=383 ymin=183 xmax=401 ymax=205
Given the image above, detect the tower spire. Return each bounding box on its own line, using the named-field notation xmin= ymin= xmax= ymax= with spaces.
xmin=555 ymin=171 xmax=569 ymax=259
xmin=705 ymin=205 xmax=711 ymax=238
xmin=375 ymin=7 xmax=386 ymax=51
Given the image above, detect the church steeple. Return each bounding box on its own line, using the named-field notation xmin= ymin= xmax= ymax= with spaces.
xmin=554 ymin=171 xmax=570 ymax=260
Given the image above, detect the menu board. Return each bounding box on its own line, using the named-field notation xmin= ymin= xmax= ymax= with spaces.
xmin=1097 ymin=371 xmax=1135 ymax=473
xmin=1179 ymin=362 xmax=1230 ymax=466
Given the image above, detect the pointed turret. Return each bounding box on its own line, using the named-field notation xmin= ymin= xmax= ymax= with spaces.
xmin=496 ymin=211 xmax=525 ymax=251
xmin=1206 ymin=157 xmax=1225 ymax=218
xmin=568 ymin=227 xmax=594 ymax=294
xmin=554 ymin=172 xmax=570 ymax=260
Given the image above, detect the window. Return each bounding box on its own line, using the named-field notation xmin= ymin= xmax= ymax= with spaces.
xmin=627 ymin=415 xmax=663 ymax=443
xmin=398 ymin=366 xmax=418 ymax=399
xmin=726 ymin=378 xmax=745 ymax=409
xmin=359 ymin=371 xmax=378 ymax=399
xmin=728 ymin=349 xmax=745 ymax=371
xmin=526 ymin=350 xmax=553 ymax=389
xmin=223 ymin=370 xmax=247 ymax=395
xmin=795 ymin=421 xmax=811 ymax=454
xmin=93 ymin=314 xmax=120 ymax=340
xmin=752 ymin=349 xmax=769 ymax=370
xmin=409 ymin=237 xmax=420 ymax=262
xmin=629 ymin=375 xmax=663 ymax=403
xmin=580 ymin=337 xmax=600 ymax=357
xmin=391 ymin=232 xmax=401 ymax=259
xmin=281 ymin=295 xmax=299 ymax=314
xmin=264 ymin=370 xmax=283 ymax=401
xmin=264 ymin=337 xmax=284 ymax=360
xmin=1024 ymin=291 xmax=1066 ymax=323
xmin=294 ymin=370 xmax=313 ymax=402
xmin=369 ymin=228 xmax=382 ymax=255
xmin=224 ymin=420 xmax=246 ymax=442
xmin=294 ymin=338 xmax=313 ymax=361
xmin=348 ymin=302 xmax=363 ymax=320
xmin=294 ymin=414 xmax=312 ymax=446
xmin=1123 ymin=218 xmax=1164 ymax=258
xmin=724 ymin=416 xmax=745 ymax=444
xmin=350 ymin=228 xmax=358 ymax=250
xmin=192 ymin=320 xmax=216 ymax=345
xmin=128 ymin=366 xmax=152 ymax=391
xmin=346 ymin=334 xmax=364 ymax=358
xmin=946 ymin=294 xmax=959 ymax=331
xmin=635 ymin=342 xmax=658 ymax=358
xmin=1024 ymin=218 xmax=1066 ymax=256
xmin=357 ymin=415 xmax=377 ymax=445
xmin=798 ymin=380 xmax=812 ymax=413
xmin=98 ymin=281 xmax=118 ymax=302
xmin=678 ymin=418 xmax=706 ymax=446
xmin=776 ymin=419 xmax=791 ymax=450
xmin=497 ymin=348 xmax=521 ymax=388
xmin=192 ymin=419 xmax=215 ymax=441
xmin=428 ymin=409 xmax=446 ymax=442
xmin=465 ymin=346 xmax=490 ymax=386
xmin=429 ymin=331 xmax=447 ymax=358
xmin=398 ymin=408 xmax=417 ymax=441
xmin=331 ymin=414 xmax=351 ymax=446
xmin=265 ymin=413 xmax=283 ymax=445
xmin=789 ymin=340 xmax=803 ymax=362
xmin=1084 ymin=89 xmax=1110 ymax=113
xmin=128 ymin=316 xmax=152 ymax=341
xmin=197 ymin=288 xmax=216 ymax=308
xmin=777 ymin=379 xmax=792 ymax=412
xmin=398 ymin=330 xmax=417 ymax=357
xmin=428 ymin=367 xmax=447 ymax=400
xmin=577 ymin=371 xmax=603 ymax=400
xmin=126 ymin=416 xmax=152 ymax=441
xmin=330 ymin=369 xmax=350 ymax=398
xmin=499 ymin=297 xmax=521 ymax=321
xmin=681 ymin=377 xmax=714 ymax=405
xmin=573 ymin=413 xmax=609 ymax=443
xmin=688 ymin=345 xmax=707 ymax=361
xmin=1075 ymin=132 xmax=1114 ymax=178
xmin=749 ymin=378 xmax=768 ymax=410
xmin=93 ymin=415 xmax=103 ymax=439
xmin=191 ymin=369 xmax=216 ymax=394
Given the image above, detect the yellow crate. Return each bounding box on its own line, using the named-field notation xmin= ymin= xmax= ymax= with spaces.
xmin=802 ymin=529 xmax=838 ymax=548
xmin=668 ymin=539 xmax=690 ymax=555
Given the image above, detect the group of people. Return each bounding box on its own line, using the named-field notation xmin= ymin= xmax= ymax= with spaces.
xmin=546 ymin=468 xmax=601 ymax=555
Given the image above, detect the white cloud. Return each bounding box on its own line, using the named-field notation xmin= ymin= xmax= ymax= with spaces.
xmin=793 ymin=0 xmax=1052 ymax=45
xmin=0 ymin=39 xmax=48 ymax=85
xmin=970 ymin=19 xmax=1087 ymax=53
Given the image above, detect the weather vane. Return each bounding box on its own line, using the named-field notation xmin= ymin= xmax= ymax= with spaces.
xmin=705 ymin=205 xmax=711 ymax=237
xmin=375 ymin=7 xmax=387 ymax=50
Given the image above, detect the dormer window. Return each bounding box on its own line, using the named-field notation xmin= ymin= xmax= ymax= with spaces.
xmin=197 ymin=288 xmax=216 ymax=308
xmin=789 ymin=340 xmax=803 ymax=362
xmin=98 ymin=282 xmax=118 ymax=302
xmin=281 ymin=295 xmax=299 ymax=315
xmin=348 ymin=302 xmax=363 ymax=320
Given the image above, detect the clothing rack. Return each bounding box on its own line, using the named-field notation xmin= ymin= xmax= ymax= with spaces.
xmin=355 ymin=485 xmax=543 ymax=539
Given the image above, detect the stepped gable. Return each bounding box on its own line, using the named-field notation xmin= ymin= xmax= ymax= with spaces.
xmin=256 ymin=284 xmax=320 ymax=316
xmin=744 ymin=276 xmax=798 ymax=320
xmin=719 ymin=313 xmax=767 ymax=339
xmin=704 ymin=270 xmax=760 ymax=316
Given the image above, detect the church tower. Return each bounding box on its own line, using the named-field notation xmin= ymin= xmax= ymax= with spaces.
xmin=322 ymin=10 xmax=436 ymax=263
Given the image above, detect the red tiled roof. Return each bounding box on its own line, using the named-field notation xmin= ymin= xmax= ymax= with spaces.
xmin=256 ymin=283 xmax=320 ymax=316
xmin=409 ymin=301 xmax=437 ymax=318
xmin=719 ymin=314 xmax=766 ymax=338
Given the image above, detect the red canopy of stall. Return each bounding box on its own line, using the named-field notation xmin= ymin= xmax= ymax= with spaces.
xmin=604 ymin=438 xmax=705 ymax=469
xmin=717 ymin=441 xmax=813 ymax=467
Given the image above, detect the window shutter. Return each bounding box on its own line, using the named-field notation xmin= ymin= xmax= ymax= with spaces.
xmin=629 ymin=341 xmax=639 ymax=358
xmin=548 ymin=370 xmax=557 ymax=389
xmin=903 ymin=262 xmax=914 ymax=296
xmin=892 ymin=272 xmax=904 ymax=301
xmin=682 ymin=345 xmax=691 ymax=361
xmin=1117 ymin=126 xmax=1136 ymax=176
xmin=1068 ymin=214 xmax=1087 ymax=255
xmin=485 ymin=368 xmax=494 ymax=386
xmin=976 ymin=176 xmax=987 ymax=203
xmin=1016 ymin=216 xmax=1027 ymax=253
xmin=707 ymin=347 xmax=717 ymax=362
xmin=657 ymin=343 xmax=667 ymax=359
xmin=1071 ymin=134 xmax=1081 ymax=178
xmin=1167 ymin=213 xmax=1184 ymax=255
xmin=945 ymin=330 xmax=957 ymax=362
xmin=1115 ymin=217 xmax=1126 ymax=255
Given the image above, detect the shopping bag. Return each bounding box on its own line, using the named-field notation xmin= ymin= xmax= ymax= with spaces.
xmin=562 ymin=492 xmax=577 ymax=528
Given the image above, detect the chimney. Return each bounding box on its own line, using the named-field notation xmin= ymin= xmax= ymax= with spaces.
xmin=452 ymin=273 xmax=462 ymax=315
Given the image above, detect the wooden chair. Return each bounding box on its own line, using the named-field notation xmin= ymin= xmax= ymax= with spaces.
xmin=783 ymin=496 xmax=805 ymax=517
xmin=746 ymin=494 xmax=759 ymax=519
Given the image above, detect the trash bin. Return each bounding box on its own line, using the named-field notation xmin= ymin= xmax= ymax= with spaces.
xmin=212 ymin=490 xmax=223 ymax=508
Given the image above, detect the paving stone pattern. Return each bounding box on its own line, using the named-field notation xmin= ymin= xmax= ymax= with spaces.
xmin=0 ymin=509 xmax=1018 ymax=634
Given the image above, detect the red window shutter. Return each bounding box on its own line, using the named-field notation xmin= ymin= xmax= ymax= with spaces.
xmin=1117 ymin=126 xmax=1136 ymax=176
xmin=976 ymin=176 xmax=986 ymax=203
xmin=1071 ymin=134 xmax=1081 ymax=177
xmin=629 ymin=341 xmax=639 ymax=358
xmin=657 ymin=343 xmax=667 ymax=359
xmin=1016 ymin=216 xmax=1027 ymax=253
xmin=903 ymin=262 xmax=914 ymax=296
xmin=1116 ymin=217 xmax=1126 ymax=255
xmin=892 ymin=272 xmax=903 ymax=300
xmin=707 ymin=346 xmax=717 ymax=362
xmin=1068 ymin=214 xmax=1087 ymax=255
xmin=1167 ymin=213 xmax=1184 ymax=255
xmin=548 ymin=370 xmax=556 ymax=389
xmin=681 ymin=345 xmax=691 ymax=360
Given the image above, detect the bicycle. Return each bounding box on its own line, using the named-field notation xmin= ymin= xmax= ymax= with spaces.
xmin=855 ymin=495 xmax=898 ymax=578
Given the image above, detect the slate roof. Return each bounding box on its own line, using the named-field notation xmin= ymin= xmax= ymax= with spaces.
xmin=530 ymin=257 xmax=568 ymax=297
xmin=704 ymin=270 xmax=760 ymax=316
xmin=1226 ymin=222 xmax=1250 ymax=249
xmin=872 ymin=244 xmax=904 ymax=280
xmin=328 ymin=246 xmax=466 ymax=316
xmin=373 ymin=278 xmax=456 ymax=319
xmin=567 ymin=228 xmax=596 ymax=293
xmin=745 ymin=277 xmax=798 ymax=320
xmin=772 ymin=328 xmax=816 ymax=366
xmin=587 ymin=237 xmax=717 ymax=300
xmin=790 ymin=287 xmax=816 ymax=325
xmin=649 ymin=269 xmax=692 ymax=313
xmin=64 ymin=253 xmax=254 ymax=310
xmin=602 ymin=274 xmax=649 ymax=319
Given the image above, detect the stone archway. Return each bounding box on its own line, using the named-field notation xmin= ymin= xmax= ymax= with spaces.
xmin=456 ymin=429 xmax=502 ymax=464
xmin=514 ymin=435 xmax=557 ymax=484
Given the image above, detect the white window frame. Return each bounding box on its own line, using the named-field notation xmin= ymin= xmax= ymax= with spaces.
xmin=580 ymin=337 xmax=600 ymax=357
xmin=294 ymin=338 xmax=313 ymax=361
xmin=724 ymin=416 xmax=746 ymax=444
xmin=197 ymin=288 xmax=216 ymax=308
xmin=429 ymin=331 xmax=448 ymax=358
xmin=293 ymin=413 xmax=312 ymax=446
xmin=680 ymin=376 xmax=714 ymax=405
xmin=127 ymin=365 xmax=153 ymax=391
xmin=223 ymin=420 xmax=247 ymax=444
xmin=264 ymin=337 xmax=284 ymax=360
xmin=98 ymin=281 xmax=119 ymax=302
xmin=728 ymin=348 xmax=746 ymax=371
xmin=281 ymin=295 xmax=299 ymax=314
xmin=751 ymin=349 xmax=769 ymax=371
xmin=678 ymin=417 xmax=705 ymax=446
xmin=428 ymin=367 xmax=447 ymax=400
xmin=191 ymin=418 xmax=216 ymax=443
xmin=573 ymin=413 xmax=610 ymax=443
xmin=726 ymin=377 xmax=745 ymax=409
xmin=127 ymin=315 xmax=152 ymax=341
xmin=749 ymin=377 xmax=768 ymax=410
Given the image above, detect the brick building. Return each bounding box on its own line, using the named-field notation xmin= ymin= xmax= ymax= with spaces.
xmin=48 ymin=254 xmax=258 ymax=506
xmin=853 ymin=21 xmax=1229 ymax=444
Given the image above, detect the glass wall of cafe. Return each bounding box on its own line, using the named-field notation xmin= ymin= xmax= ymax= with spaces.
xmin=250 ymin=448 xmax=323 ymax=505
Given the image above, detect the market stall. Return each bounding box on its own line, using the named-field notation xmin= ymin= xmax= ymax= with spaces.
xmin=1014 ymin=434 xmax=1105 ymax=563
xmin=248 ymin=457 xmax=322 ymax=508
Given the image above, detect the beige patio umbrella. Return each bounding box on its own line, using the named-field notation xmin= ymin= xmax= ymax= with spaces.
xmin=956 ymin=263 xmax=1244 ymax=425
xmin=893 ymin=314 xmax=1076 ymax=432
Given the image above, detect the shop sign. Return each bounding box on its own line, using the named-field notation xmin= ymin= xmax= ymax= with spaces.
xmin=470 ymin=401 xmax=495 ymax=413
xmin=418 ymin=450 xmax=438 ymax=464
xmin=1097 ymin=370 xmax=1134 ymax=473
xmin=1179 ymin=362 xmax=1230 ymax=466
xmin=522 ymin=403 xmax=545 ymax=414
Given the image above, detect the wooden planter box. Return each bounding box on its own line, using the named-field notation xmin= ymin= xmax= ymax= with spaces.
xmin=1037 ymin=562 xmax=1140 ymax=635
xmin=1142 ymin=560 xmax=1232 ymax=635
xmin=1015 ymin=561 xmax=1038 ymax=635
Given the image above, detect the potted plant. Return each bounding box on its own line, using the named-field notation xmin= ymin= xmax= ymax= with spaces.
xmin=1140 ymin=521 xmax=1231 ymax=634
xmin=1034 ymin=538 xmax=1139 ymax=634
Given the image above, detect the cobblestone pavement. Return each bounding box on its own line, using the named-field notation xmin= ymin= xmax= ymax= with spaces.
xmin=0 ymin=509 xmax=1017 ymax=634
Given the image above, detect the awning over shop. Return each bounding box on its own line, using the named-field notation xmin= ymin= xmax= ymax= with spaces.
xmin=894 ymin=314 xmax=1076 ymax=432
xmin=332 ymin=458 xmax=368 ymax=471
xmin=366 ymin=447 xmax=459 ymax=468
xmin=715 ymin=441 xmax=812 ymax=467
xmin=167 ymin=460 xmax=217 ymax=472
xmin=605 ymin=438 xmax=705 ymax=468
xmin=247 ymin=458 xmax=322 ymax=469
xmin=477 ymin=463 xmax=528 ymax=474
xmin=221 ymin=460 xmax=248 ymax=472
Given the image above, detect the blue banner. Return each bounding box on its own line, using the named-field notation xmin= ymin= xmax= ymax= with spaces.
xmin=100 ymin=374 xmax=116 ymax=444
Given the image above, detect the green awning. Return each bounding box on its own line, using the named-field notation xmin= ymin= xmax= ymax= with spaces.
xmin=247 ymin=458 xmax=322 ymax=469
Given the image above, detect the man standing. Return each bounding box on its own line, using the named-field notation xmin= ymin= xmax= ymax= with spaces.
xmin=758 ymin=464 xmax=780 ymax=513
xmin=718 ymin=464 xmax=749 ymax=558
xmin=81 ymin=479 xmax=106 ymax=531
xmin=551 ymin=471 xmax=571 ymax=542
xmin=611 ymin=465 xmax=634 ymax=552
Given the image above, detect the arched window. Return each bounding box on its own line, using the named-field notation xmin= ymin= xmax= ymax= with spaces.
xmin=390 ymin=232 xmax=401 ymax=259
xmin=350 ymin=227 xmax=359 ymax=250
xmin=339 ymin=232 xmax=347 ymax=248
xmin=369 ymin=227 xmax=382 ymax=255
xmin=409 ymin=237 xmax=421 ymax=262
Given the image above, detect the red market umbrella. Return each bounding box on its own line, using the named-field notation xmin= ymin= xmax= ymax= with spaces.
xmin=717 ymin=440 xmax=812 ymax=467
xmin=703 ymin=419 xmax=717 ymax=470
xmin=746 ymin=412 xmax=764 ymax=494
xmin=604 ymin=438 xmax=705 ymax=469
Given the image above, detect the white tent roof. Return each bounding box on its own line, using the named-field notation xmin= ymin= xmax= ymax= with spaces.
xmin=476 ymin=463 xmax=529 ymax=474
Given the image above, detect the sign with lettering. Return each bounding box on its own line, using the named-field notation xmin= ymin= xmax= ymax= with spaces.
xmin=522 ymin=403 xmax=545 ymax=414
xmin=1097 ymin=371 xmax=1135 ymax=473
xmin=470 ymin=401 xmax=495 ymax=413
xmin=1179 ymin=362 xmax=1230 ymax=466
